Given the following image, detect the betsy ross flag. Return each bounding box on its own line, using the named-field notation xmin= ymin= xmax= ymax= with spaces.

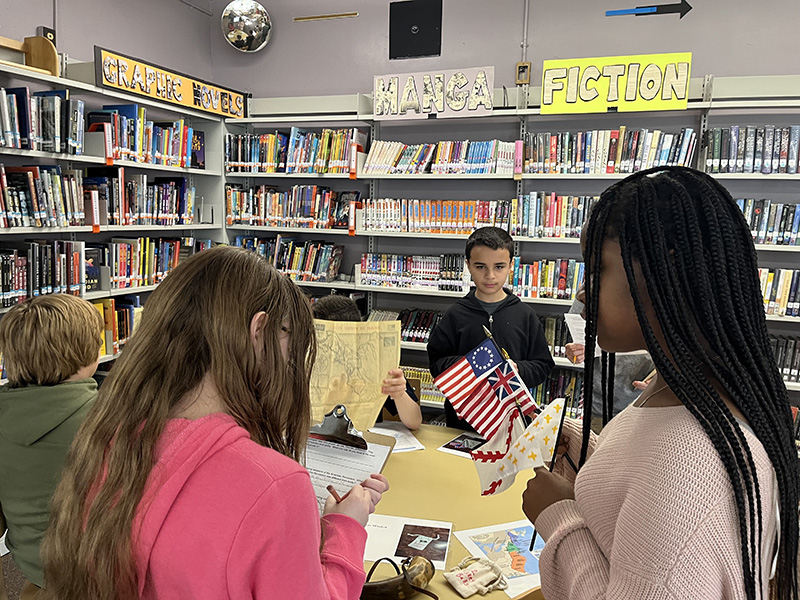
xmin=434 ymin=338 xmax=538 ymax=440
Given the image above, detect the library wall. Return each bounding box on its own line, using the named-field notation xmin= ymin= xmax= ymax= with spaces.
xmin=4 ymin=0 xmax=799 ymax=97
xmin=2 ymin=0 xmax=214 ymax=81
xmin=207 ymin=0 xmax=800 ymax=97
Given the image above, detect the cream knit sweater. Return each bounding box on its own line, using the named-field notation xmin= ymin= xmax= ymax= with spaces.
xmin=536 ymin=404 xmax=778 ymax=600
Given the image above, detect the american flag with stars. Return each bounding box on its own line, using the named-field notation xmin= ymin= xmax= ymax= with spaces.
xmin=433 ymin=338 xmax=504 ymax=407
xmin=451 ymin=360 xmax=539 ymax=440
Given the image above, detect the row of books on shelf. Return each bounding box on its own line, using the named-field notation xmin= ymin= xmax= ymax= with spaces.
xmin=92 ymin=295 xmax=144 ymax=356
xmin=399 ymin=366 xmax=446 ymax=406
xmin=0 ymin=87 xmax=84 ymax=154
xmin=225 ymin=184 xmax=356 ymax=228
xmin=511 ymin=258 xmax=584 ymax=301
xmin=86 ymin=103 xmax=204 ymax=168
xmin=772 ymin=335 xmax=800 ymax=383
xmin=0 ymin=237 xmax=212 ymax=306
xmin=116 ymin=174 xmax=197 ymax=227
xmin=761 ymin=268 xmax=800 ymax=318
xmin=532 ymin=368 xmax=583 ymax=418
xmin=523 ymin=127 xmax=696 ymax=175
xmin=361 ymin=194 xmax=599 ymax=238
xmin=225 ymin=128 xmax=367 ymax=174
xmin=87 ymin=236 xmax=210 ymax=291
xmin=232 ymin=235 xmax=344 ymax=282
xmin=0 ymin=163 xmax=197 ymax=228
xmin=0 ymin=240 xmax=85 ymax=305
xmin=358 ymin=253 xmax=467 ymax=292
xmin=366 ymin=308 xmax=443 ymax=344
xmin=1 ymin=164 xmax=86 ymax=227
xmin=362 ymin=139 xmax=516 ymax=175
xmin=737 ymin=199 xmax=800 ymax=246
xmin=542 ymin=314 xmax=573 ymax=359
xmin=703 ymin=125 xmax=800 ymax=175
xmin=0 ymin=90 xmax=205 ymax=169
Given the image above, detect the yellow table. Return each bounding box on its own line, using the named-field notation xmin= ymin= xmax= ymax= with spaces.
xmin=368 ymin=424 xmax=544 ymax=600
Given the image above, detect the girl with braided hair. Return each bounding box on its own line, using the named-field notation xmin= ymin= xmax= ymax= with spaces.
xmin=522 ymin=166 xmax=798 ymax=600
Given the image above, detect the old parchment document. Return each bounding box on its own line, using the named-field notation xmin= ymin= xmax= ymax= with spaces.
xmin=310 ymin=319 xmax=401 ymax=432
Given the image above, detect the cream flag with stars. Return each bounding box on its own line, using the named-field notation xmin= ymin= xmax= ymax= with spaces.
xmin=471 ymin=398 xmax=566 ymax=496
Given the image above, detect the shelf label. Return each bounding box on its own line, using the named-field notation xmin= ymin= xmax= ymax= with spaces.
xmin=540 ymin=52 xmax=691 ymax=114
xmin=374 ymin=66 xmax=494 ymax=120
xmin=94 ymin=46 xmax=247 ymax=118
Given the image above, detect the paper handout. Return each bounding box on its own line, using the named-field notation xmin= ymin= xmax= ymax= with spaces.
xmin=304 ymin=436 xmax=392 ymax=515
xmin=310 ymin=319 xmax=401 ymax=432
xmin=454 ymin=519 xmax=544 ymax=598
xmin=563 ymin=313 xmax=586 ymax=349
xmin=365 ymin=514 xmax=453 ymax=571
xmin=368 ymin=421 xmax=426 ymax=453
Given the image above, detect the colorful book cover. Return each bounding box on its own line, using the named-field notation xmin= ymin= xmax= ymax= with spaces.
xmin=191 ymin=130 xmax=205 ymax=169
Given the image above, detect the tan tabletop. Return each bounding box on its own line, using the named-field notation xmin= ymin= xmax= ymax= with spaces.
xmin=367 ymin=424 xmax=544 ymax=600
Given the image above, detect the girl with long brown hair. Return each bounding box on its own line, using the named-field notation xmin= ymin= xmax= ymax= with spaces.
xmin=40 ymin=246 xmax=388 ymax=600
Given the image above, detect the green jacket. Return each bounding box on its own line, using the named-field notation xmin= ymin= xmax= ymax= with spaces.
xmin=0 ymin=379 xmax=97 ymax=587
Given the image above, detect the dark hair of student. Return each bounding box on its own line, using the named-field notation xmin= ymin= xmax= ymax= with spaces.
xmin=580 ymin=166 xmax=798 ymax=600
xmin=465 ymin=226 xmax=514 ymax=261
xmin=312 ymin=294 xmax=362 ymax=322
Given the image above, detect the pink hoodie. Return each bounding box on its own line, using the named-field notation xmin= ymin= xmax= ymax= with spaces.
xmin=133 ymin=413 xmax=367 ymax=600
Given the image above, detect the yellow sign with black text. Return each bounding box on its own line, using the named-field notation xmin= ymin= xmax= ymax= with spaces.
xmin=94 ymin=47 xmax=246 ymax=118
xmin=540 ymin=52 xmax=691 ymax=114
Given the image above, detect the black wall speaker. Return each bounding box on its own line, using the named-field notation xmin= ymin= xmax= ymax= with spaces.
xmin=389 ymin=0 xmax=442 ymax=60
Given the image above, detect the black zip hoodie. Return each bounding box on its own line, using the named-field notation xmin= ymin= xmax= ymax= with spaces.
xmin=427 ymin=288 xmax=554 ymax=429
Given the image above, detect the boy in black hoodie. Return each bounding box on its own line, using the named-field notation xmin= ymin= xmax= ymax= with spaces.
xmin=427 ymin=227 xmax=554 ymax=429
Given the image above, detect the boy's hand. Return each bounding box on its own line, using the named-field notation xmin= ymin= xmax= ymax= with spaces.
xmin=565 ymin=343 xmax=585 ymax=364
xmin=381 ymin=368 xmax=407 ymax=400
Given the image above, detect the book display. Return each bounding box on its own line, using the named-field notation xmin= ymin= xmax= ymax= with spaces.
xmin=0 ymin=59 xmax=227 ymax=365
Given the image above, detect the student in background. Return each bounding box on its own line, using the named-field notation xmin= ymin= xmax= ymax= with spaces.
xmin=0 ymin=295 xmax=103 ymax=600
xmin=523 ymin=167 xmax=798 ymax=600
xmin=428 ymin=226 xmax=554 ymax=429
xmin=40 ymin=247 xmax=388 ymax=600
xmin=565 ymin=293 xmax=655 ymax=432
xmin=311 ymin=295 xmax=422 ymax=430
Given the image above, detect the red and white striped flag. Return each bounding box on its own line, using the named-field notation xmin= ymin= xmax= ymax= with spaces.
xmin=433 ymin=338 xmax=504 ymax=406
xmin=450 ymin=360 xmax=539 ymax=440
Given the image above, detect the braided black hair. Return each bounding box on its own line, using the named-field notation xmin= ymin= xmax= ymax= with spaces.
xmin=580 ymin=166 xmax=798 ymax=600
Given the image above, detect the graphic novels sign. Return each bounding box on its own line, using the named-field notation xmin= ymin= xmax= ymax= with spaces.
xmin=95 ymin=47 xmax=246 ymax=118
xmin=541 ymin=52 xmax=692 ymax=114
xmin=374 ymin=66 xmax=494 ymax=120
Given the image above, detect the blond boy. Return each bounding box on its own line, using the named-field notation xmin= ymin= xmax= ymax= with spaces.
xmin=0 ymin=295 xmax=103 ymax=598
